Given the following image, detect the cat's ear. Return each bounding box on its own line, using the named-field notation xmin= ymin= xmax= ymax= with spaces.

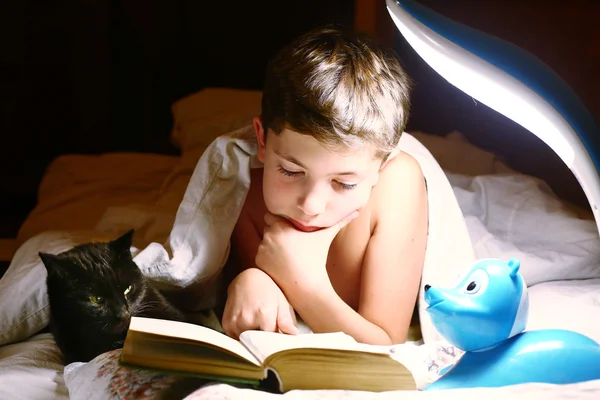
xmin=109 ymin=229 xmax=135 ymax=259
xmin=39 ymin=252 xmax=66 ymax=277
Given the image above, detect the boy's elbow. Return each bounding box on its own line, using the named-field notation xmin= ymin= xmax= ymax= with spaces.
xmin=362 ymin=334 xmax=394 ymax=347
xmin=388 ymin=325 xmax=415 ymax=345
xmin=370 ymin=326 xmax=398 ymax=346
xmin=389 ymin=333 xmax=407 ymax=346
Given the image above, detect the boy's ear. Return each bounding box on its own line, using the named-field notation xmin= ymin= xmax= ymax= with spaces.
xmin=379 ymin=147 xmax=401 ymax=170
xmin=253 ymin=116 xmax=266 ymax=163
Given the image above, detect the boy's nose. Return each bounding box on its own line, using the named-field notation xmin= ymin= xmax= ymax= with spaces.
xmin=298 ymin=189 xmax=327 ymax=216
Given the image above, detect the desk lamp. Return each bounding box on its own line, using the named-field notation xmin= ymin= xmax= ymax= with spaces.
xmin=386 ymin=0 xmax=600 ymax=234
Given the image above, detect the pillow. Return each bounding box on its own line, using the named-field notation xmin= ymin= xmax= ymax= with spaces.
xmin=170 ymin=88 xmax=262 ymax=153
xmin=409 ymin=131 xmax=516 ymax=176
xmin=0 ymin=231 xmax=90 ymax=345
xmin=17 ymin=153 xmax=179 ymax=245
xmin=0 ymin=239 xmax=16 ymax=262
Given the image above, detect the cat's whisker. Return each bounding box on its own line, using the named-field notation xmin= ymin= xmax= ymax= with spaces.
xmin=133 ymin=303 xmax=172 ymax=314
xmin=87 ymin=320 xmax=108 ymax=330
xmin=134 ymin=303 xmax=166 ymax=312
xmin=135 ymin=300 xmax=167 ymax=307
xmin=41 ymin=229 xmax=186 ymax=363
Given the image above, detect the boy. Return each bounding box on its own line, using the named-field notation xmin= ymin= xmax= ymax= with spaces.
xmin=221 ymin=27 xmax=428 ymax=346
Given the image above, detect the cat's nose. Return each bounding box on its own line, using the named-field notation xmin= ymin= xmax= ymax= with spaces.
xmin=424 ymin=284 xmax=431 ymax=292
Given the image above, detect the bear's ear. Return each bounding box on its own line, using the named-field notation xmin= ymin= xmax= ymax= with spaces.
xmin=507 ymin=258 xmax=520 ymax=278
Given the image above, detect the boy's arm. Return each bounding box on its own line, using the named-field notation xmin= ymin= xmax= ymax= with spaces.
xmin=284 ymin=155 xmax=428 ymax=345
xmin=357 ymin=154 xmax=428 ymax=342
xmin=223 ymin=209 xmax=298 ymax=337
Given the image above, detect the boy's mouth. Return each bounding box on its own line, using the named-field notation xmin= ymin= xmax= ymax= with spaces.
xmin=288 ymin=218 xmax=322 ymax=232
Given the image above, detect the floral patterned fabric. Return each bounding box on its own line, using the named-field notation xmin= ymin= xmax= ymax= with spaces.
xmin=63 ymin=349 xmax=212 ymax=400
xmin=96 ymin=350 xmax=179 ymax=399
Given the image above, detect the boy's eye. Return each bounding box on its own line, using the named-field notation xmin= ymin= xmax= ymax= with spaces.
xmin=90 ymin=296 xmax=104 ymax=304
xmin=124 ymin=285 xmax=133 ymax=296
xmin=335 ymin=181 xmax=357 ymax=191
xmin=277 ymin=165 xmax=356 ymax=191
xmin=277 ymin=166 xmax=302 ymax=177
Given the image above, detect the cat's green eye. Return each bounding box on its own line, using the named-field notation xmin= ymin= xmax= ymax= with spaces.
xmin=89 ymin=296 xmax=104 ymax=304
xmin=124 ymin=285 xmax=133 ymax=296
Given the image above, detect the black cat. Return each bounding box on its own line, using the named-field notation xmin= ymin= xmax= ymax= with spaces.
xmin=39 ymin=229 xmax=186 ymax=364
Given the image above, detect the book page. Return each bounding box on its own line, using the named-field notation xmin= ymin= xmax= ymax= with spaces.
xmin=239 ymin=330 xmax=372 ymax=364
xmin=129 ymin=317 xmax=260 ymax=366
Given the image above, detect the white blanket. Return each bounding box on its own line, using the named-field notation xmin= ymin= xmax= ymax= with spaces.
xmin=2 ymin=88 xmax=600 ymax=399
xmin=181 ymin=379 xmax=600 ymax=400
xmin=450 ymin=173 xmax=600 ymax=287
xmin=63 ymin=126 xmax=600 ymax=398
xmin=0 ymin=333 xmax=68 ymax=400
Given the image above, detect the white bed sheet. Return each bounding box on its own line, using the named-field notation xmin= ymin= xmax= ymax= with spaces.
xmin=182 ymin=379 xmax=600 ymax=400
xmin=2 ymin=89 xmax=600 ymax=399
xmin=7 ymin=135 xmax=600 ymax=399
xmin=0 ymin=333 xmax=68 ymax=400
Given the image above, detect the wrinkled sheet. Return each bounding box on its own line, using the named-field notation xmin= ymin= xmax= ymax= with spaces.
xmin=2 ymin=87 xmax=600 ymax=399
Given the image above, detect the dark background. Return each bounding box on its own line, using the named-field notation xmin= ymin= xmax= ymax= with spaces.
xmin=0 ymin=0 xmax=355 ymax=237
xmin=1 ymin=0 xmax=599 ymax=239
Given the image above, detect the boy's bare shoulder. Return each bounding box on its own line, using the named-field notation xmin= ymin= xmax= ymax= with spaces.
xmin=370 ymin=151 xmax=426 ymax=220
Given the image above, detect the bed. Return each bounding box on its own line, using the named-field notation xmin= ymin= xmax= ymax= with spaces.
xmin=1 ymin=86 xmax=600 ymax=399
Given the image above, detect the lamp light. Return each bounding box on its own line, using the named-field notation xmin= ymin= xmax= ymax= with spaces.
xmin=386 ymin=0 xmax=600 ymax=235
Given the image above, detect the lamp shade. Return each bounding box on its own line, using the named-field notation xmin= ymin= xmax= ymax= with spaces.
xmin=386 ymin=0 xmax=600 ymax=235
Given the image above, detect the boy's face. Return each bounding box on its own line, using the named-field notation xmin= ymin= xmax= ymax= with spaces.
xmin=254 ymin=117 xmax=382 ymax=232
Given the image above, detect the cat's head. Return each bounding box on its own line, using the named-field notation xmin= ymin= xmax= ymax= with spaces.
xmin=39 ymin=229 xmax=147 ymax=334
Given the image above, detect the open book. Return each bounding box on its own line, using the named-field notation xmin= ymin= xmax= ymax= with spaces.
xmin=120 ymin=316 xmax=417 ymax=393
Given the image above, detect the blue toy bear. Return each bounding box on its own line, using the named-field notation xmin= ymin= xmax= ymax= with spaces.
xmin=424 ymin=258 xmax=600 ymax=390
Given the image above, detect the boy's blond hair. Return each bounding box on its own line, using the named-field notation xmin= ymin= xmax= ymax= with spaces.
xmin=261 ymin=26 xmax=412 ymax=159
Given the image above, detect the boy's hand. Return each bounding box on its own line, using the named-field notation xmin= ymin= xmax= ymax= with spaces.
xmin=221 ymin=267 xmax=298 ymax=339
xmin=256 ymin=211 xmax=359 ymax=291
